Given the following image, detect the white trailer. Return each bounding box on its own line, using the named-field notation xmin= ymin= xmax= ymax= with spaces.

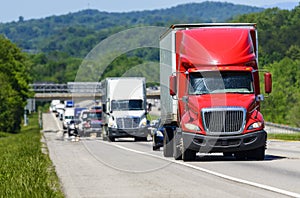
xmin=101 ymin=77 xmax=148 ymax=141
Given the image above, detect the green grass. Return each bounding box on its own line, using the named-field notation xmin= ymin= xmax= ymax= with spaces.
xmin=268 ymin=133 xmax=300 ymax=141
xmin=147 ymin=113 xmax=159 ymax=121
xmin=0 ymin=113 xmax=64 ymax=198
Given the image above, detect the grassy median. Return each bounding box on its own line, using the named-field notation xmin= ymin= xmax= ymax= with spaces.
xmin=0 ymin=113 xmax=64 ymax=198
xmin=268 ymin=133 xmax=300 ymax=141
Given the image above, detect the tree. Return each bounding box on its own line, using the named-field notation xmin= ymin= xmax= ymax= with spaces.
xmin=262 ymin=58 xmax=300 ymax=126
xmin=0 ymin=35 xmax=32 ymax=133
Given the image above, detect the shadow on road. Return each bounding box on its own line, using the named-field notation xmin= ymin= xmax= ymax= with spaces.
xmin=192 ymin=154 xmax=286 ymax=162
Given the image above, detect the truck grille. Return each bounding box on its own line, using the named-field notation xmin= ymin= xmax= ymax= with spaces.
xmin=90 ymin=123 xmax=101 ymax=128
xmin=116 ymin=117 xmax=140 ymax=129
xmin=202 ymin=107 xmax=246 ymax=135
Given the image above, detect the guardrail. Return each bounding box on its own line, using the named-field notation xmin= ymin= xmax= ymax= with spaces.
xmin=265 ymin=122 xmax=300 ymax=134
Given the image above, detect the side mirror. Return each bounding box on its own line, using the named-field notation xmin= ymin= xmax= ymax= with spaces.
xmin=102 ymin=104 xmax=107 ymax=113
xmin=264 ymin=72 xmax=272 ymax=94
xmin=169 ymin=75 xmax=177 ymax=96
xmin=147 ymin=103 xmax=152 ymax=112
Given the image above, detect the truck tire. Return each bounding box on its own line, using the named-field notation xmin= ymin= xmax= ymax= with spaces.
xmin=182 ymin=138 xmax=196 ymax=161
xmin=235 ymin=146 xmax=265 ymax=161
xmin=163 ymin=128 xmax=174 ymax=157
xmin=102 ymin=126 xmax=108 ymax=141
xmin=135 ymin=137 xmax=148 ymax=142
xmin=248 ymin=146 xmax=265 ymax=161
xmin=223 ymin=152 xmax=233 ymax=157
xmin=173 ymin=133 xmax=182 ymax=160
xmin=182 ymin=149 xmax=196 ymax=161
xmin=108 ymin=136 xmax=115 ymax=142
xmin=108 ymin=131 xmax=115 ymax=142
xmin=234 ymin=151 xmax=247 ymax=160
xmin=152 ymin=145 xmax=160 ymax=151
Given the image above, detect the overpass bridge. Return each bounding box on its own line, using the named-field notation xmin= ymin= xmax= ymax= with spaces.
xmin=30 ymin=82 xmax=160 ymax=101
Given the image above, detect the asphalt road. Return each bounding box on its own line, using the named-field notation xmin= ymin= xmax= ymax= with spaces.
xmin=42 ymin=112 xmax=300 ymax=198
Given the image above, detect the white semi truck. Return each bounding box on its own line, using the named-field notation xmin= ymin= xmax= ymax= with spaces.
xmin=101 ymin=77 xmax=148 ymax=142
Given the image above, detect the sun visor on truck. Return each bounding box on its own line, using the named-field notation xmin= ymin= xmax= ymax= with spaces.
xmin=109 ymin=79 xmax=144 ymax=100
xmin=176 ymin=28 xmax=256 ymax=66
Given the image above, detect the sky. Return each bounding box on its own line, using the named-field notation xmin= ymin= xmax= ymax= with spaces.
xmin=0 ymin=0 xmax=299 ymax=23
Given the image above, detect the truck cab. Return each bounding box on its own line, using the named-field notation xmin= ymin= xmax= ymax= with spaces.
xmin=101 ymin=77 xmax=149 ymax=142
xmin=160 ymin=23 xmax=272 ymax=161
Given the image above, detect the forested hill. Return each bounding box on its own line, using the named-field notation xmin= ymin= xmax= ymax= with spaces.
xmin=0 ymin=1 xmax=263 ymax=56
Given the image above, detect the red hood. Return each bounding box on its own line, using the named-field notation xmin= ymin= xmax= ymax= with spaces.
xmin=188 ymin=94 xmax=255 ymax=111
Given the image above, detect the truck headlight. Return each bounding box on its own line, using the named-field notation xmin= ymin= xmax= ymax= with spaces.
xmin=140 ymin=117 xmax=147 ymax=127
xmin=108 ymin=119 xmax=117 ymax=128
xmin=141 ymin=121 xmax=147 ymax=126
xmin=248 ymin=122 xmax=262 ymax=130
xmin=184 ymin=123 xmax=200 ymax=131
xmin=108 ymin=122 xmax=115 ymax=128
xmin=156 ymin=130 xmax=163 ymax=137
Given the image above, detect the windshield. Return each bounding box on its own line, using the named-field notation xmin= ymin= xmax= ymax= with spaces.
xmin=111 ymin=99 xmax=144 ymax=111
xmin=189 ymin=71 xmax=254 ymax=95
xmin=88 ymin=112 xmax=102 ymax=120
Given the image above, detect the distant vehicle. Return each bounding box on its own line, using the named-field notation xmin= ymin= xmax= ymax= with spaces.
xmin=160 ymin=23 xmax=272 ymax=161
xmin=74 ymin=107 xmax=87 ymax=119
xmin=90 ymin=106 xmax=102 ymax=110
xmin=64 ymin=100 xmax=74 ymax=108
xmin=63 ymin=108 xmax=75 ymax=130
xmin=55 ymin=103 xmax=65 ymax=120
xmin=50 ymin=100 xmax=61 ymax=112
xmin=101 ymin=77 xmax=149 ymax=142
xmin=78 ymin=110 xmax=89 ymax=131
xmin=78 ymin=109 xmax=102 ymax=137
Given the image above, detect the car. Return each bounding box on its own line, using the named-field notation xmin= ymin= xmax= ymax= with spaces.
xmin=78 ymin=109 xmax=102 ymax=137
xmin=151 ymin=119 xmax=164 ymax=150
xmin=151 ymin=119 xmax=177 ymax=151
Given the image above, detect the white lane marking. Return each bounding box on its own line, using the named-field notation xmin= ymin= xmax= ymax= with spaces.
xmin=99 ymin=140 xmax=300 ymax=198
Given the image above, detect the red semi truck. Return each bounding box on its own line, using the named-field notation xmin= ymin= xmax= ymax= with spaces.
xmin=160 ymin=23 xmax=272 ymax=161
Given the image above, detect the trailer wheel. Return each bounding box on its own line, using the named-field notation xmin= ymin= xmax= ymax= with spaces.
xmin=163 ymin=128 xmax=173 ymax=157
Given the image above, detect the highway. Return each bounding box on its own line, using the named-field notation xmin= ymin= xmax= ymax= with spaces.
xmin=42 ymin=112 xmax=300 ymax=198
